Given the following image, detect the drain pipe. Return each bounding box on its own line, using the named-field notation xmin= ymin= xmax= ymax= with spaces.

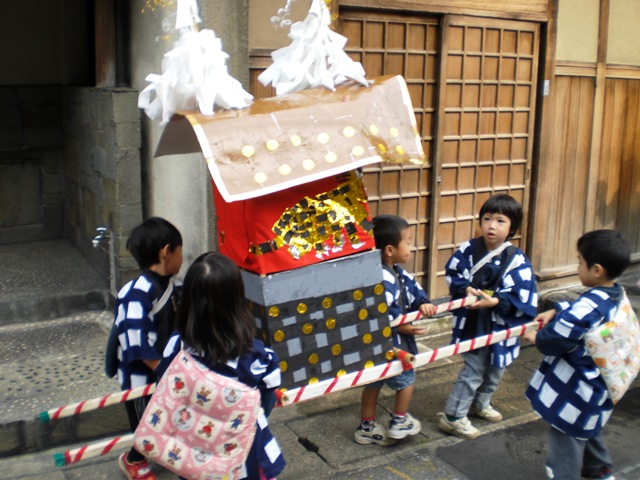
xmin=93 ymin=227 xmax=118 ymax=297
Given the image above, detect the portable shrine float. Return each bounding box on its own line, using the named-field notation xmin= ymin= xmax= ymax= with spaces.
xmin=154 ymin=74 xmax=427 ymax=388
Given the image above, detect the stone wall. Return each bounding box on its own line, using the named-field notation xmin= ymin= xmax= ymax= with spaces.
xmin=62 ymin=88 xmax=143 ymax=295
xmin=0 ymin=87 xmax=64 ymax=244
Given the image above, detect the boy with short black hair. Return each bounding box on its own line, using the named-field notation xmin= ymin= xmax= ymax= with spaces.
xmin=111 ymin=217 xmax=183 ymax=480
xmin=438 ymin=194 xmax=538 ymax=440
xmin=524 ymin=229 xmax=631 ymax=480
xmin=354 ymin=214 xmax=437 ymax=446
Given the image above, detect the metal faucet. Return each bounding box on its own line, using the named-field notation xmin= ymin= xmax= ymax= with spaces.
xmin=92 ymin=227 xmax=110 ymax=248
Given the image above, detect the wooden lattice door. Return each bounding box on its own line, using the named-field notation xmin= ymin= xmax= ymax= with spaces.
xmin=341 ymin=9 xmax=440 ymax=288
xmin=431 ymin=16 xmax=540 ymax=297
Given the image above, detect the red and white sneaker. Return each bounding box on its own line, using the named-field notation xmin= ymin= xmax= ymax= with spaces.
xmin=118 ymin=452 xmax=157 ymax=480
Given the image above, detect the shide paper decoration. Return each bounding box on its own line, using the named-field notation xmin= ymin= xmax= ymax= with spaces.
xmin=138 ymin=0 xmax=253 ymax=125
xmin=258 ymin=0 xmax=368 ymax=95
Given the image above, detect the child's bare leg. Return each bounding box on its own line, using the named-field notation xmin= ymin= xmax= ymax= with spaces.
xmin=360 ymin=386 xmax=381 ymax=419
xmin=393 ymin=384 xmax=414 ymax=415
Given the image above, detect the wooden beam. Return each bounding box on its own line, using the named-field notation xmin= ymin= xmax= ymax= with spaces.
xmin=95 ymin=0 xmax=116 ymax=87
xmin=527 ymin=0 xmax=557 ymax=273
xmin=338 ymin=0 xmax=550 ymax=22
xmin=428 ymin=14 xmax=450 ymax=296
xmin=584 ymin=0 xmax=610 ymax=231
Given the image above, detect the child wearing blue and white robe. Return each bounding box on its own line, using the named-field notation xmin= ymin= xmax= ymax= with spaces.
xmin=524 ymin=229 xmax=631 ymax=480
xmin=525 ymin=288 xmax=619 ymax=479
xmin=438 ymin=194 xmax=537 ymax=440
xmin=442 ymin=239 xmax=537 ymax=422
xmin=159 ymin=334 xmax=286 ymax=480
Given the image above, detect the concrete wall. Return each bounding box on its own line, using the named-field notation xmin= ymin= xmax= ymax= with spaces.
xmin=129 ymin=0 xmax=250 ymax=277
xmin=62 ymin=88 xmax=142 ymax=293
xmin=0 ymin=87 xmax=65 ymax=244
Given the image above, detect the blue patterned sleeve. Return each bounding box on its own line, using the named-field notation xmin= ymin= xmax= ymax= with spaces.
xmin=445 ymin=241 xmax=473 ymax=299
xmin=535 ymin=294 xmax=601 ymax=356
xmin=493 ymin=251 xmax=538 ymax=325
xmin=251 ymin=340 xmax=281 ymax=416
xmin=404 ymin=272 xmax=429 ymax=310
xmin=115 ymin=278 xmax=161 ymax=365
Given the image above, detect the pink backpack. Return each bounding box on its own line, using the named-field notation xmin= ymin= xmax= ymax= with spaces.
xmin=134 ymin=351 xmax=261 ymax=480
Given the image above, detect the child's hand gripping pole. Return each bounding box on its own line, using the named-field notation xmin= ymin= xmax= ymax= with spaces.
xmin=393 ymin=348 xmax=415 ymax=370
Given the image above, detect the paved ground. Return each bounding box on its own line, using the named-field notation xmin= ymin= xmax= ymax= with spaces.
xmin=1 ymin=240 xmax=640 ymax=479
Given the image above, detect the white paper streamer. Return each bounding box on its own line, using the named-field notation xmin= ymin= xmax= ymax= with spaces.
xmin=259 ymin=0 xmax=369 ymax=95
xmin=138 ymin=0 xmax=253 ymax=125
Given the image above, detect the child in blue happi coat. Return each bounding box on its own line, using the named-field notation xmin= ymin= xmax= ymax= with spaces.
xmin=524 ymin=230 xmax=631 ymax=480
xmin=110 ymin=217 xmax=183 ymax=480
xmin=354 ymin=215 xmax=437 ymax=446
xmin=438 ymin=194 xmax=538 ymax=440
xmin=159 ymin=252 xmax=286 ymax=480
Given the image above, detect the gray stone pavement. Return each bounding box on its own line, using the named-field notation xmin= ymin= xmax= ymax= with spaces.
xmin=1 ymin=240 xmax=640 ymax=479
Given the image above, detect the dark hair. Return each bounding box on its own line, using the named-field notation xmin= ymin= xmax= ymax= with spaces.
xmin=126 ymin=217 xmax=183 ymax=268
xmin=176 ymin=252 xmax=255 ymax=364
xmin=478 ymin=194 xmax=523 ymax=239
xmin=577 ymin=229 xmax=631 ymax=279
xmin=372 ymin=215 xmax=409 ymax=250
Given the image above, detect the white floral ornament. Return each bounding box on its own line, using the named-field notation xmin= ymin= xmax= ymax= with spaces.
xmin=138 ymin=0 xmax=253 ymax=125
xmin=259 ymin=0 xmax=368 ymax=96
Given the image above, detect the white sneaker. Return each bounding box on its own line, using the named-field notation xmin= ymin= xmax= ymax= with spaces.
xmin=354 ymin=421 xmax=396 ymax=446
xmin=470 ymin=404 xmax=503 ymax=423
xmin=437 ymin=413 xmax=480 ymax=440
xmin=388 ymin=412 xmax=422 ymax=439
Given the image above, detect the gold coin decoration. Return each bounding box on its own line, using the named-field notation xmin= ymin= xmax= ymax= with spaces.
xmin=358 ymin=308 xmax=368 ymax=320
xmin=241 ymin=145 xmax=255 ymax=157
xmin=297 ymin=303 xmax=308 ymax=314
xmin=362 ymin=333 xmax=372 ymax=344
xmin=274 ymin=330 xmax=285 ymax=342
xmin=302 ymin=323 xmax=313 ymax=335
xmin=268 ymin=306 xmax=280 ymax=318
xmin=326 ymin=318 xmax=336 ymax=329
xmin=395 ymin=145 xmax=405 ymax=155
xmin=280 ymin=360 xmax=288 ymax=372
xmin=337 ymin=369 xmax=346 ymax=376
xmin=322 ymin=297 xmax=332 ymax=309
xmin=385 ymin=350 xmax=395 ymax=361
xmin=309 ymin=377 xmax=319 ymax=384
xmin=290 ymin=134 xmax=302 ymax=146
xmin=266 ymin=139 xmax=279 ymax=151
xmin=374 ymin=284 xmax=384 ymax=295
xmin=377 ymin=143 xmax=387 ymax=154
xmin=325 ymin=151 xmax=338 ymax=163
xmin=308 ymin=353 xmax=319 ymax=365
xmin=343 ymin=126 xmax=356 ymax=138
xmin=279 ymin=164 xmax=292 ymax=175
xmin=353 ymin=290 xmax=363 ymax=301
xmin=331 ymin=344 xmax=342 ymax=356
xmin=382 ymin=326 xmax=392 ymax=337
xmin=378 ymin=302 xmax=388 ymax=313
xmin=364 ymin=361 xmax=374 ymax=369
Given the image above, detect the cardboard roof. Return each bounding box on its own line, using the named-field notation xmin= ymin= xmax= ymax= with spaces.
xmin=154 ymin=75 xmax=425 ymax=202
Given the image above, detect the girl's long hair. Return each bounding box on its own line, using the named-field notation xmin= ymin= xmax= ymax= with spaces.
xmin=176 ymin=252 xmax=256 ymax=364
